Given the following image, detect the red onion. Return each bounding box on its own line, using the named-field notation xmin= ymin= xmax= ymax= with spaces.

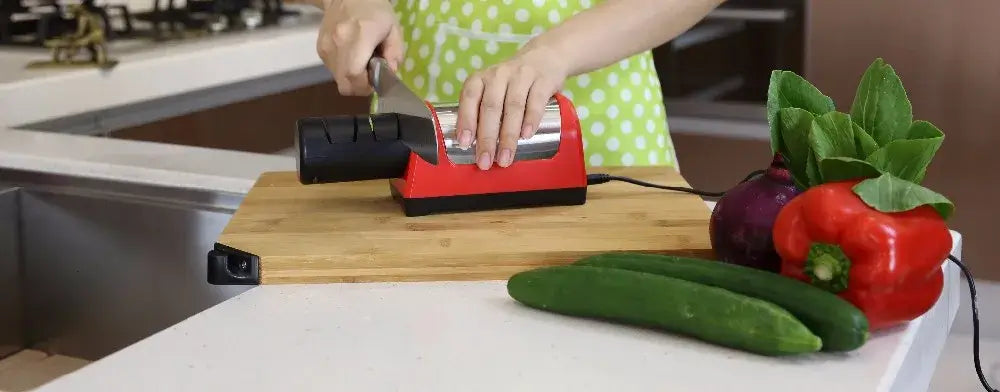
xmin=709 ymin=154 xmax=802 ymax=272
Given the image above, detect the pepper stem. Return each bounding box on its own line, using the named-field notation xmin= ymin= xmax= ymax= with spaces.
xmin=804 ymin=243 xmax=852 ymax=293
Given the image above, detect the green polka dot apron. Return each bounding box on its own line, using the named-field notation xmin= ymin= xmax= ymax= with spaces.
xmin=389 ymin=0 xmax=678 ymax=169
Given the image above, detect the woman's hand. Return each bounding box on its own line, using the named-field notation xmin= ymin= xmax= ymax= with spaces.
xmin=316 ymin=0 xmax=403 ymax=96
xmin=457 ymin=47 xmax=570 ymax=170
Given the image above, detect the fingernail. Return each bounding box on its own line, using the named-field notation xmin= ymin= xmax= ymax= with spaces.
xmin=459 ymin=130 xmax=473 ymax=149
xmin=498 ymin=149 xmax=513 ymax=167
xmin=521 ymin=125 xmax=533 ymax=139
xmin=477 ymin=152 xmax=492 ymax=170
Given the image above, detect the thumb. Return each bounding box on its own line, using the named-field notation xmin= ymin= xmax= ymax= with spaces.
xmin=380 ymin=23 xmax=405 ymax=73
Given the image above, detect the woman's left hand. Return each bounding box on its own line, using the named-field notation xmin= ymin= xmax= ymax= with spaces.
xmin=456 ymin=48 xmax=569 ymax=170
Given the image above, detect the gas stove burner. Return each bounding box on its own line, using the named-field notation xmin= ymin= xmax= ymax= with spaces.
xmin=1 ymin=0 xmax=137 ymax=47
xmin=240 ymin=8 xmax=262 ymax=29
xmin=1 ymin=0 xmax=304 ymax=48
xmin=205 ymin=14 xmax=228 ymax=32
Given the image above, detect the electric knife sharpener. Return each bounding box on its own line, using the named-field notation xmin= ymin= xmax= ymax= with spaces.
xmin=295 ymin=59 xmax=587 ymax=217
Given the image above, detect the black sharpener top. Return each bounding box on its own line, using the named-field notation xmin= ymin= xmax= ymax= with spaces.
xmin=296 ymin=113 xmax=412 ymax=184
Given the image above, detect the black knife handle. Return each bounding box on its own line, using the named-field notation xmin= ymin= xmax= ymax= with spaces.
xmin=296 ymin=113 xmax=412 ymax=184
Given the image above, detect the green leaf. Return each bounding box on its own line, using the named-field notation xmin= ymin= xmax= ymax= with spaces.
xmin=863 ymin=121 xmax=944 ymax=183
xmin=865 ymin=137 xmax=943 ymax=183
xmin=806 ymin=154 xmax=822 ymax=189
xmin=778 ymin=107 xmax=817 ymax=188
xmin=853 ymin=123 xmax=879 ymax=158
xmin=767 ymin=70 xmax=837 ymax=154
xmin=849 ymin=58 xmax=913 ymax=146
xmin=906 ymin=120 xmax=945 ymax=140
xmin=807 ymin=112 xmax=882 ymax=184
xmin=819 ymin=157 xmax=882 ymax=182
xmin=852 ymin=173 xmax=954 ymax=219
xmin=810 ymin=112 xmax=859 ymax=160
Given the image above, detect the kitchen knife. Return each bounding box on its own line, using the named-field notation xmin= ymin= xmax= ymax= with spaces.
xmin=368 ymin=57 xmax=439 ymax=165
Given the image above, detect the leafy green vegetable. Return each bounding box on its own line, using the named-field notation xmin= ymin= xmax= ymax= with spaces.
xmin=767 ymin=71 xmax=836 ymax=154
xmin=778 ymin=108 xmax=818 ymax=189
xmin=907 ymin=120 xmax=945 ymax=139
xmin=852 ymin=123 xmax=879 ymax=158
xmin=849 ymin=58 xmax=913 ymax=146
xmin=806 ymin=154 xmax=822 ymax=189
xmin=810 ymin=112 xmax=859 ymax=160
xmin=763 ymin=58 xmax=949 ymax=217
xmin=865 ymin=138 xmax=943 ymax=184
xmin=807 ymin=112 xmax=886 ymax=184
xmin=819 ymin=157 xmax=882 ymax=183
xmin=852 ymin=173 xmax=954 ymax=219
xmin=863 ymin=119 xmax=944 ymax=183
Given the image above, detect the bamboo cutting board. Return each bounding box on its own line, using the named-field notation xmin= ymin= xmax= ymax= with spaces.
xmin=212 ymin=166 xmax=715 ymax=284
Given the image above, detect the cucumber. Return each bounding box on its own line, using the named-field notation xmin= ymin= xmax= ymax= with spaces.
xmin=507 ymin=265 xmax=822 ymax=356
xmin=574 ymin=252 xmax=869 ymax=352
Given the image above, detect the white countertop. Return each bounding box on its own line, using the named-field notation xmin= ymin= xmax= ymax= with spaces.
xmin=0 ymin=7 xmax=325 ymax=129
xmin=0 ymin=128 xmax=293 ymax=194
xmin=0 ymin=15 xmax=318 ymax=194
xmin=28 ymin=203 xmax=962 ymax=392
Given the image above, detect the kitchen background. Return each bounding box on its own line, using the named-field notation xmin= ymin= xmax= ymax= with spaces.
xmin=101 ymin=0 xmax=998 ymax=282
xmin=1 ymin=0 xmax=997 ymax=390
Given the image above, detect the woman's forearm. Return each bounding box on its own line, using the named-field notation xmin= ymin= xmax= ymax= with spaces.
xmin=522 ymin=0 xmax=726 ymax=77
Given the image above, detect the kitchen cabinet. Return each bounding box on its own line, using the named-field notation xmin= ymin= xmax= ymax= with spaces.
xmin=805 ymin=0 xmax=1000 ymax=280
xmin=109 ymin=81 xmax=369 ymax=154
xmin=654 ymin=0 xmax=806 ymax=122
xmin=0 ymin=188 xmax=21 ymax=361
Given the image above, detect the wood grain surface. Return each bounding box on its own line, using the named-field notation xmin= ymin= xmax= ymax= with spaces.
xmin=218 ymin=166 xmax=715 ymax=284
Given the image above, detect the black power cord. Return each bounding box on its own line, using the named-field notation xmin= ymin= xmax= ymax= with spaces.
xmin=950 ymin=255 xmax=998 ymax=392
xmin=586 ymin=169 xmax=765 ymax=198
xmin=587 ymin=170 xmax=996 ymax=391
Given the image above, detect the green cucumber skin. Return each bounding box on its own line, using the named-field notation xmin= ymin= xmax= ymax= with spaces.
xmin=507 ymin=265 xmax=822 ymax=356
xmin=575 ymin=252 xmax=869 ymax=352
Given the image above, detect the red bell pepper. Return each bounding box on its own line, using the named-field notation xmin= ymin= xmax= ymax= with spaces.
xmin=772 ymin=179 xmax=952 ymax=331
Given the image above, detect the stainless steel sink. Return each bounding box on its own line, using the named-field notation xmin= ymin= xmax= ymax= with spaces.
xmin=0 ymin=168 xmax=251 ymax=365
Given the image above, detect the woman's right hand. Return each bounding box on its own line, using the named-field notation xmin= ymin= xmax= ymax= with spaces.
xmin=316 ymin=0 xmax=404 ymax=96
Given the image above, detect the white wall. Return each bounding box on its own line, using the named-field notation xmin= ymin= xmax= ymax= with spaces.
xmin=951 ymin=280 xmax=1000 ymax=340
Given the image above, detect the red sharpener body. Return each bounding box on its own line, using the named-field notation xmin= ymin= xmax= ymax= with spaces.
xmin=296 ymin=93 xmax=588 ymax=217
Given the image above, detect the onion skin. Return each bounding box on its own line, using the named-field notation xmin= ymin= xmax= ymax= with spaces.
xmin=709 ymin=155 xmax=802 ymax=272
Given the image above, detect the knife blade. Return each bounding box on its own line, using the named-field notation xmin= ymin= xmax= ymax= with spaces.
xmin=368 ymin=57 xmax=439 ymax=165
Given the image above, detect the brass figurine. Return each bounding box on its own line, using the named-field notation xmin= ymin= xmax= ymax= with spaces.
xmin=26 ymin=3 xmax=119 ymax=70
